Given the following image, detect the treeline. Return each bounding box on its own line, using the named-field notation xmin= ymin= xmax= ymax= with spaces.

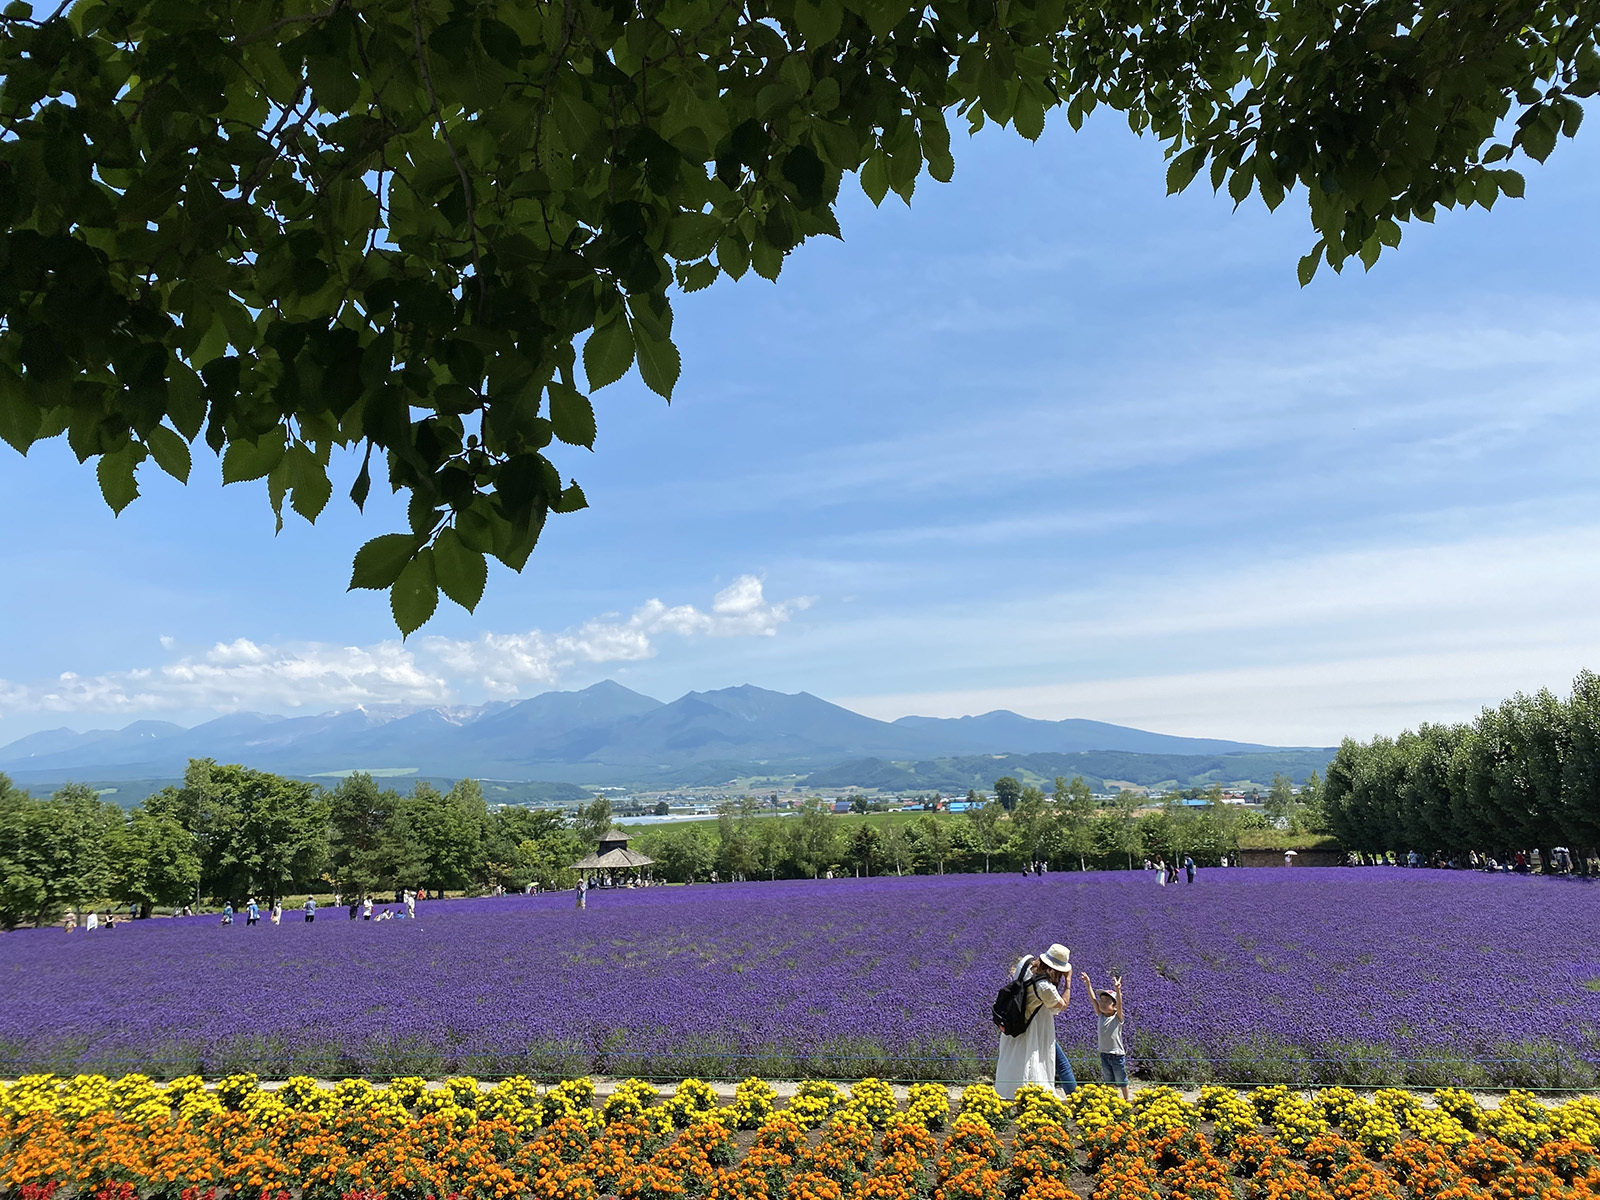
xmin=1323 ymin=671 xmax=1600 ymax=867
xmin=0 ymin=760 xmax=1315 ymax=928
xmin=0 ymin=760 xmax=592 ymax=928
xmin=630 ymin=775 xmax=1302 ymax=882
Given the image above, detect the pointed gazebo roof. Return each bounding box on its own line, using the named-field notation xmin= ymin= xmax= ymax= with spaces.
xmin=573 ymin=831 xmax=654 ymax=871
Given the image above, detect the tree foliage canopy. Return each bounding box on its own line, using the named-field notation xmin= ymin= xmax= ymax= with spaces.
xmin=2 ymin=0 xmax=1591 ymax=629
xmin=1323 ymin=671 xmax=1600 ymax=859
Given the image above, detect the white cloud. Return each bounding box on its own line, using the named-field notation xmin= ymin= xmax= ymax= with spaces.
xmin=0 ymin=576 xmax=808 ymax=720
xmin=833 ymin=524 xmax=1600 ymax=745
xmin=421 ymin=576 xmax=812 ymax=695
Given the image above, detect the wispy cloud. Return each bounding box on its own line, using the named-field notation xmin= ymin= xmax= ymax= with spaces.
xmin=832 ymin=523 xmax=1600 ymax=744
xmin=0 ymin=577 xmax=810 ymax=720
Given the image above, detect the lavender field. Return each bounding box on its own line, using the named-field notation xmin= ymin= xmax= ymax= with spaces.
xmin=1 ymin=868 xmax=1596 ymax=1087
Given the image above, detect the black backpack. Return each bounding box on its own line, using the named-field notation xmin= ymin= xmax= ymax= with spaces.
xmin=991 ymin=972 xmax=1046 ymax=1037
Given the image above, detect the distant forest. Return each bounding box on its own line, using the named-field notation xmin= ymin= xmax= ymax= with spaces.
xmin=804 ymin=749 xmax=1334 ymax=793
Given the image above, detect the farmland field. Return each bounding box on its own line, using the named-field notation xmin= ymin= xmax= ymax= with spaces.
xmin=1 ymin=868 xmax=1596 ymax=1087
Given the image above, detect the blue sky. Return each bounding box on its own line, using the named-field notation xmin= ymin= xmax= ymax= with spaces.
xmin=4 ymin=111 xmax=1600 ymax=747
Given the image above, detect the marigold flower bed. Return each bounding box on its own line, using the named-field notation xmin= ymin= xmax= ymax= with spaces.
xmin=4 ymin=1076 xmax=1600 ymax=1200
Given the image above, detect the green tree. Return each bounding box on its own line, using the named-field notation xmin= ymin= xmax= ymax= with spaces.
xmin=755 ymin=818 xmax=789 ymax=881
xmin=0 ymin=777 xmax=51 ymax=928
xmin=651 ymin=826 xmax=715 ymax=882
xmin=848 ymin=823 xmax=883 ymax=875
xmin=914 ymin=814 xmax=951 ymax=874
xmin=403 ymin=778 xmax=492 ymax=893
xmin=716 ymin=800 xmax=759 ymax=880
xmin=654 ymin=801 xmax=670 ymax=817
xmin=1009 ymin=785 xmax=1049 ymax=865
xmin=109 ymin=806 xmax=200 ymax=918
xmin=573 ymin=796 xmax=614 ymax=847
xmin=1052 ymin=775 xmax=1096 ymax=871
xmin=4 ymin=0 xmax=1585 ymax=632
xmin=327 ymin=772 xmax=404 ymax=898
xmin=789 ymin=798 xmax=841 ymax=878
xmin=993 ymin=777 xmax=1023 ymax=813
xmin=33 ymin=784 xmax=125 ymax=918
xmin=1264 ymin=772 xmax=1296 ymax=827
xmin=879 ymin=822 xmax=911 ymax=875
xmin=965 ymin=800 xmax=1002 ymax=872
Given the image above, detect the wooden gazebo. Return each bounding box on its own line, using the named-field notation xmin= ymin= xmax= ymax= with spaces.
xmin=572 ymin=832 xmax=655 ymax=880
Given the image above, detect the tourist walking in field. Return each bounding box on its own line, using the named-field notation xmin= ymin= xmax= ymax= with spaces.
xmin=270 ymin=900 xmax=282 ymax=925
xmin=362 ymin=895 xmax=373 ymax=921
xmin=220 ymin=902 xmax=232 ymax=925
xmin=405 ymin=890 xmax=416 ymax=919
xmin=303 ymin=896 xmax=317 ymax=923
xmin=85 ymin=910 xmax=99 ymax=931
xmin=576 ymin=876 xmax=587 ymax=909
xmin=246 ymin=898 xmax=259 ymax=926
xmin=1082 ymin=970 xmax=1129 ymax=1100
xmin=994 ymin=943 xmax=1074 ymax=1099
xmin=1184 ymin=855 xmax=1195 ymax=884
xmin=62 ymin=909 xmax=76 ymax=932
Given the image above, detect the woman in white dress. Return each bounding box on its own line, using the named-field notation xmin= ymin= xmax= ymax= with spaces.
xmin=994 ymin=943 xmax=1073 ymax=1099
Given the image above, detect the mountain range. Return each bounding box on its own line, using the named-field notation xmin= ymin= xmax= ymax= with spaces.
xmin=0 ymin=681 xmax=1323 ymax=788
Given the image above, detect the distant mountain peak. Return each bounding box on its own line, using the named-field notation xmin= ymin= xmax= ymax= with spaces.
xmin=0 ymin=679 xmax=1300 ymax=786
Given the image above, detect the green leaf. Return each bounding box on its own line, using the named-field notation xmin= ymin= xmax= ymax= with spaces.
xmin=666 ymin=211 xmax=724 ymax=260
xmin=583 ymin=317 xmax=635 ymax=391
xmin=96 ymin=443 xmax=146 ymax=515
xmin=1518 ymin=113 xmax=1558 ymax=162
xmin=286 ymin=442 xmax=333 ymax=522
xmin=433 ymin=526 xmax=488 ymax=613
xmin=349 ymin=533 xmax=420 ymax=591
xmin=167 ymin=363 xmax=206 ymax=440
xmin=0 ymin=369 xmax=42 ymax=454
xmin=635 ymin=329 xmax=682 ymax=399
xmin=1013 ymin=90 xmax=1045 ymax=141
xmin=860 ymin=150 xmax=890 ymax=206
xmin=716 ymin=235 xmax=751 ymax=280
xmin=751 ymin=240 xmax=785 ymax=281
xmin=1166 ymin=148 xmax=1204 ymax=194
xmin=678 ymin=260 xmax=719 ymax=292
xmin=549 ymin=382 xmax=597 ymax=447
xmin=554 ymin=481 xmax=588 ymax=513
xmin=1227 ymin=160 xmax=1254 ymax=204
xmin=145 ymin=424 xmax=191 ymax=483
xmin=221 ymin=430 xmax=286 ymax=483
xmin=1297 ymin=244 xmax=1323 ymax=286
xmin=390 ymin=548 xmax=439 ymax=637
xmin=792 ymin=0 xmax=843 ymax=42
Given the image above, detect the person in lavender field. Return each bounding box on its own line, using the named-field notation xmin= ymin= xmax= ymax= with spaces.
xmin=246 ymin=897 xmax=260 ymax=926
xmin=1082 ymin=970 xmax=1129 ymax=1100
xmin=1184 ymin=855 xmax=1195 ymax=885
xmin=995 ymin=943 xmax=1075 ymax=1099
xmin=303 ymin=895 xmax=317 ymax=923
xmin=270 ymin=900 xmax=282 ymax=926
xmin=63 ymin=909 xmax=77 ymax=932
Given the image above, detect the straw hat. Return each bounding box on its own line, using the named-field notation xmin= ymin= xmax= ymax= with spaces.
xmin=1039 ymin=944 xmax=1071 ymax=972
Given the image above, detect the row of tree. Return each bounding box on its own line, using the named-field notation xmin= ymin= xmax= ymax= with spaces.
xmin=0 ymin=761 xmax=592 ymax=928
xmin=0 ymin=760 xmax=1307 ymax=928
xmin=631 ymin=776 xmax=1287 ymax=882
xmin=1322 ymin=671 xmax=1600 ymax=868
